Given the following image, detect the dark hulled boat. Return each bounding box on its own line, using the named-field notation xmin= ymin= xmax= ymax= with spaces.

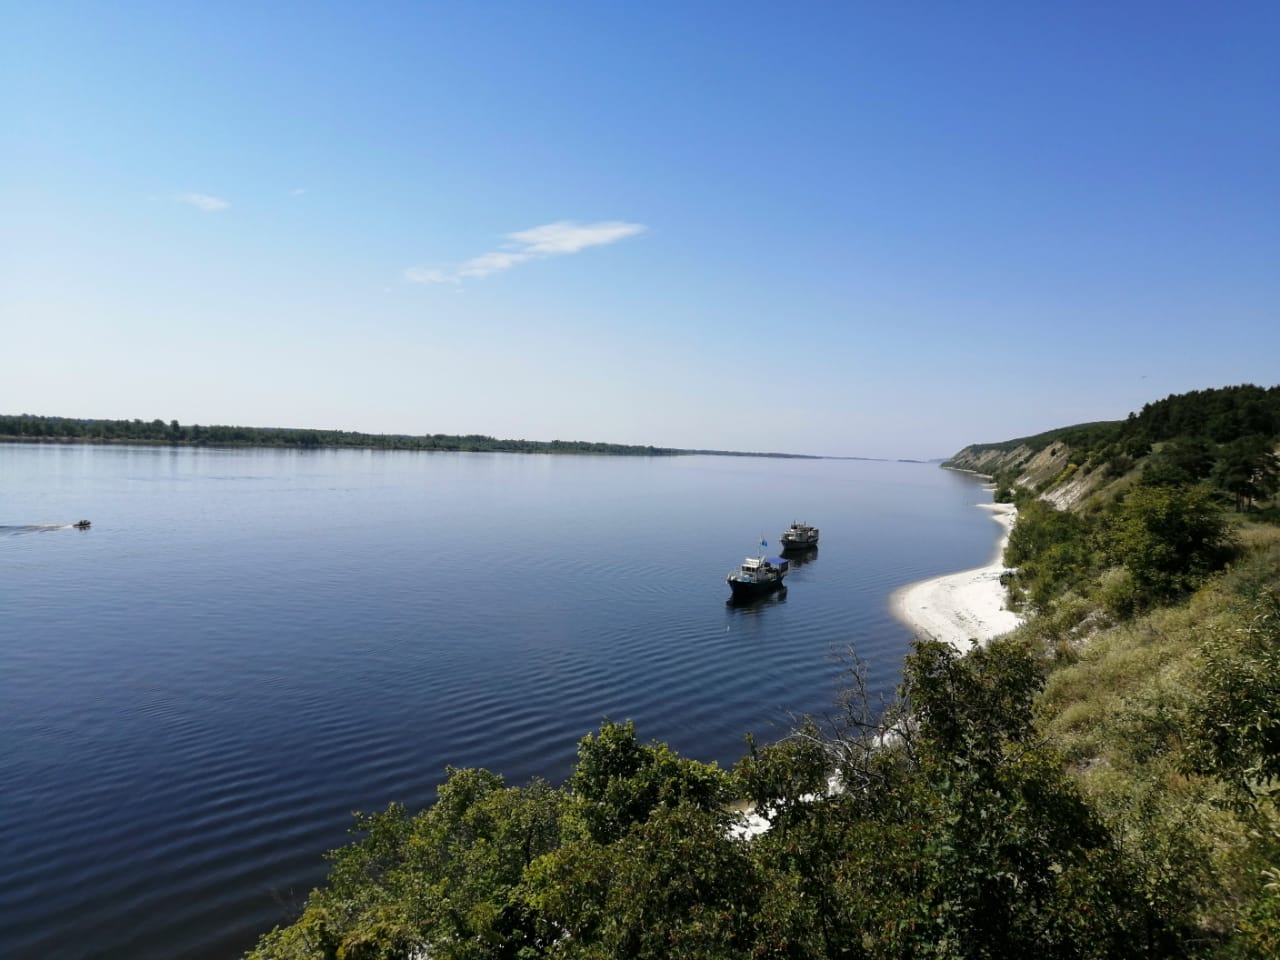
xmin=779 ymin=521 xmax=819 ymax=551
xmin=726 ymin=553 xmax=789 ymax=599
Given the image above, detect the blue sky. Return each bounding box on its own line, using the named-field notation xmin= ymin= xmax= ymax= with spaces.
xmin=4 ymin=2 xmax=1278 ymax=458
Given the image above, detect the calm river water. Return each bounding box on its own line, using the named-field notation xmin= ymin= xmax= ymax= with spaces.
xmin=1 ymin=443 xmax=999 ymax=958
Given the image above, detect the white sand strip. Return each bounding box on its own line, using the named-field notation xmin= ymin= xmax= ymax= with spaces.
xmin=890 ymin=501 xmax=1021 ymax=651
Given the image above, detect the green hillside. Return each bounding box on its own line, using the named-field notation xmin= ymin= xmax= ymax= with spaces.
xmin=946 ymin=383 xmax=1280 ymax=956
xmin=946 ymin=383 xmax=1280 ymax=512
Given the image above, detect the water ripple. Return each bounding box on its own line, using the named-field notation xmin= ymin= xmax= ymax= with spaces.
xmin=1 ymin=447 xmax=1001 ymax=959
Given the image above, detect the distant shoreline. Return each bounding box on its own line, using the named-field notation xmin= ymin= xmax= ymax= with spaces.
xmin=0 ymin=416 xmax=949 ymax=461
xmin=0 ymin=435 xmax=815 ymax=458
xmin=0 ymin=436 xmax=933 ymax=462
xmin=0 ymin=420 xmax=817 ymax=460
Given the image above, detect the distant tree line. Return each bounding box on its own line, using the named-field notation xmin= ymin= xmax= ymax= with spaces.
xmin=970 ymin=384 xmax=1280 ymax=453
xmin=0 ymin=414 xmax=812 ymax=459
xmin=1124 ymin=383 xmax=1280 ymax=444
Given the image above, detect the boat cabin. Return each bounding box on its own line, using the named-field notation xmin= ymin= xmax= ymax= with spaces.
xmin=738 ymin=556 xmax=789 ymax=579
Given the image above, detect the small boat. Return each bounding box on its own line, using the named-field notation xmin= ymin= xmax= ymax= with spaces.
xmin=726 ymin=552 xmax=789 ymax=600
xmin=779 ymin=521 xmax=819 ymax=551
xmin=72 ymin=520 xmax=91 ymax=530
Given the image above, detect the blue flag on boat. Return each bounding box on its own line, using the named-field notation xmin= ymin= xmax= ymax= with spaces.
xmin=760 ymin=538 xmax=768 ymax=548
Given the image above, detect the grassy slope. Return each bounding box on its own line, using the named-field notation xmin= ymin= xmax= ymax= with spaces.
xmin=956 ymin=418 xmax=1280 ymax=947
xmin=1032 ymin=538 xmax=1280 ymax=938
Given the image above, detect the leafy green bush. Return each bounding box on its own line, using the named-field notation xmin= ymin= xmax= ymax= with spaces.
xmin=1102 ymin=484 xmax=1235 ymax=606
xmin=1096 ymin=566 xmax=1141 ymax=620
xmin=1004 ymin=500 xmax=1100 ymax=612
xmin=1188 ymin=589 xmax=1280 ymax=799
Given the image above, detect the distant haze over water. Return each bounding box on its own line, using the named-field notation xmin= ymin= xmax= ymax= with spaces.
xmin=1 ymin=444 xmax=1000 ymax=958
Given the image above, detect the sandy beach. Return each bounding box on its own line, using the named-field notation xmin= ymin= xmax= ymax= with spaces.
xmin=890 ymin=500 xmax=1021 ymax=651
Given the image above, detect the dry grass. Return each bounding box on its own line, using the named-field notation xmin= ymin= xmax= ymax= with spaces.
xmin=1030 ymin=542 xmax=1280 ymax=941
xmin=1237 ymin=521 xmax=1280 ymax=552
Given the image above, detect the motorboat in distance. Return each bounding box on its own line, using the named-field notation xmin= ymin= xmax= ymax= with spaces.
xmin=779 ymin=521 xmax=819 ymax=551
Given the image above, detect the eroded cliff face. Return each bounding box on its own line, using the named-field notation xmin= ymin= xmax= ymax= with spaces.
xmin=946 ymin=441 xmax=1110 ymax=509
xmin=946 ymin=444 xmax=1042 ymax=478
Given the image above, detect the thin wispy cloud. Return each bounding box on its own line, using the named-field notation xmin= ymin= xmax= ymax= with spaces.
xmin=290 ymin=187 xmax=307 ymax=196
xmin=405 ymin=220 xmax=645 ymax=284
xmin=403 ymin=266 xmax=452 ymax=284
xmin=179 ymin=192 xmax=230 ymax=212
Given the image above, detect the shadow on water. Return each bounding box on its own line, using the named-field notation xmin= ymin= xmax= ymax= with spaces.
xmin=725 ymin=585 xmax=788 ymax=613
xmin=780 ymin=546 xmax=818 ymax=567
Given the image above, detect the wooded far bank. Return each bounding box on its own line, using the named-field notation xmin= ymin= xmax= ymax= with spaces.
xmin=0 ymin=414 xmax=815 ymax=459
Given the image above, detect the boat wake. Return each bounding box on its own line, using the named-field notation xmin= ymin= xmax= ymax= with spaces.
xmin=0 ymin=523 xmax=78 ymax=535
